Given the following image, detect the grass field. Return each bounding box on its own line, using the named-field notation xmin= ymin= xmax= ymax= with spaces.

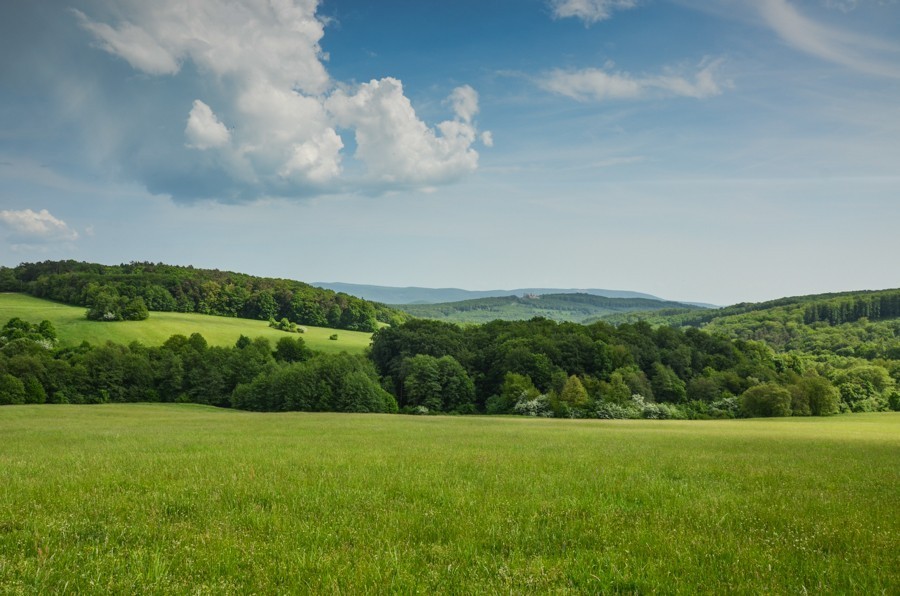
xmin=0 ymin=293 xmax=371 ymax=354
xmin=0 ymin=405 xmax=896 ymax=593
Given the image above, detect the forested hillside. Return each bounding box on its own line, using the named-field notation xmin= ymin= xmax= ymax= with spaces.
xmin=604 ymin=288 xmax=900 ymax=360
xmin=397 ymin=293 xmax=705 ymax=324
xmin=0 ymin=261 xmax=406 ymax=332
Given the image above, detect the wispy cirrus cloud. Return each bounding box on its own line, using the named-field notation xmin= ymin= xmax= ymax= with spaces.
xmin=538 ymin=59 xmax=728 ymax=101
xmin=760 ymin=0 xmax=900 ymax=78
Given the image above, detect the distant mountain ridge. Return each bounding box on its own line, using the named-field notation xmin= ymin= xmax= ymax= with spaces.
xmin=313 ymin=282 xmax=664 ymax=305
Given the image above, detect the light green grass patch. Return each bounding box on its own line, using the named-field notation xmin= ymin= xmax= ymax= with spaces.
xmin=0 ymin=406 xmax=896 ymax=593
xmin=0 ymin=293 xmax=371 ymax=353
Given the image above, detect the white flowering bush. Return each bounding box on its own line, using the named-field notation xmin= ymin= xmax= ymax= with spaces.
xmin=708 ymin=396 xmax=740 ymax=419
xmin=593 ymin=399 xmax=641 ymax=419
xmin=33 ymin=338 xmax=55 ymax=351
xmin=593 ymin=394 xmax=687 ymax=420
xmin=513 ymin=394 xmax=553 ymax=417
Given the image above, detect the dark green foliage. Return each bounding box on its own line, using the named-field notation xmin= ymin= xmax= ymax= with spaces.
xmin=488 ymin=372 xmax=541 ymax=414
xmin=233 ymin=353 xmax=394 ymax=413
xmin=790 ymin=376 xmax=840 ymax=416
xmin=0 ymin=317 xmax=382 ymax=414
xmin=85 ymin=284 xmax=149 ymax=321
xmin=370 ymin=319 xmax=469 ymax=396
xmin=1 ymin=318 xmax=57 ymax=345
xmin=370 ymin=315 xmax=875 ymax=418
xmin=686 ymin=376 xmax=722 ymax=402
xmin=399 ymin=354 xmax=475 ymax=413
xmin=274 ymin=336 xmax=312 ymax=363
xmin=650 ymin=362 xmax=687 ymax=403
xmin=740 ymin=383 xmax=793 ymax=418
xmin=0 ymin=373 xmax=26 ymax=404
xmin=888 ymin=391 xmax=900 ymax=412
xmin=3 ymin=260 xmax=400 ymax=332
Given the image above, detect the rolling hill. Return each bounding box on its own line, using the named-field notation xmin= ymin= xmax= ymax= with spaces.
xmin=603 ymin=288 xmax=900 ymax=360
xmin=0 ymin=293 xmax=371 ymax=354
xmin=395 ymin=293 xmax=707 ymax=324
xmin=0 ymin=260 xmax=407 ymax=332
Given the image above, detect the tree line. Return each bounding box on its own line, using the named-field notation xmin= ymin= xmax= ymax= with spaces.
xmin=607 ymin=288 xmax=900 ymax=329
xmin=0 ymin=260 xmax=407 ymax=332
xmin=0 ymin=317 xmax=395 ymax=412
xmin=2 ymin=309 xmax=898 ymax=418
xmin=369 ymin=318 xmax=899 ymax=418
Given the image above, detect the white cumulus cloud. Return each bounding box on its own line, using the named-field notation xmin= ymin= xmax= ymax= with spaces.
xmin=447 ymin=85 xmax=480 ymax=123
xmin=185 ymin=100 xmax=230 ymax=150
xmin=327 ymin=79 xmax=480 ymax=185
xmin=538 ymin=59 xmax=728 ymax=101
xmin=75 ymin=1 xmax=329 ymax=93
xmin=74 ymin=0 xmax=488 ymax=199
xmin=549 ymin=0 xmax=639 ymax=24
xmin=0 ymin=209 xmax=79 ymax=242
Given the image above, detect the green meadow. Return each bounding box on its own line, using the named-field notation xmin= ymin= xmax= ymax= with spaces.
xmin=0 ymin=405 xmax=896 ymax=593
xmin=0 ymin=293 xmax=371 ymax=354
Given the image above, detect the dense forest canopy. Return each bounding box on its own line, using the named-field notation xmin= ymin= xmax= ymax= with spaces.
xmin=369 ymin=317 xmax=898 ymax=418
xmin=0 ymin=260 xmax=407 ymax=332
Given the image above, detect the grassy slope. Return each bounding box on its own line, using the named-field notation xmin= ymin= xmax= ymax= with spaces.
xmin=0 ymin=293 xmax=371 ymax=354
xmin=0 ymin=404 xmax=897 ymax=593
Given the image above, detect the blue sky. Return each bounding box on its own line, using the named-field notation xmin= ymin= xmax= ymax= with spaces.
xmin=1 ymin=0 xmax=898 ymax=305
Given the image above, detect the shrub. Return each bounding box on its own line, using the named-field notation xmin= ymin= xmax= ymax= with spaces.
xmin=593 ymin=402 xmax=638 ymax=419
xmin=513 ymin=394 xmax=552 ymax=417
xmin=0 ymin=373 xmax=26 ymax=405
xmin=889 ymin=391 xmax=900 ymax=412
xmin=791 ymin=376 xmax=840 ymax=416
xmin=740 ymin=383 xmax=792 ymax=417
xmin=708 ymin=396 xmax=740 ymax=419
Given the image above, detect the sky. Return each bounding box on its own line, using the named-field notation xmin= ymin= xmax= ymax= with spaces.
xmin=1 ymin=0 xmax=898 ymax=305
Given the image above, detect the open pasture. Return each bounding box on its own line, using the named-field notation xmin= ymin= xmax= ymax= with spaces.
xmin=0 ymin=406 xmax=897 ymax=593
xmin=0 ymin=293 xmax=371 ymax=354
